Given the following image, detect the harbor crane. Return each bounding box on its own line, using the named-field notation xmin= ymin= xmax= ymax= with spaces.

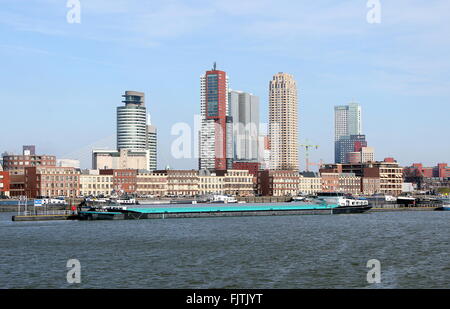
xmin=299 ymin=140 xmax=321 ymax=172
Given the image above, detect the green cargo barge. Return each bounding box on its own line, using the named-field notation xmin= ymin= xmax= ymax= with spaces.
xmin=77 ymin=203 xmax=372 ymax=220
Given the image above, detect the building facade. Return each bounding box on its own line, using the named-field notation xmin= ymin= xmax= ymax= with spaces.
xmin=3 ymin=151 xmax=56 ymax=175
xmin=404 ymin=163 xmax=450 ymax=179
xmin=335 ymin=134 xmax=367 ymax=164
xmin=146 ymin=123 xmax=157 ymax=171
xmin=0 ymin=170 xmax=10 ymax=197
xmin=136 ymin=171 xmax=167 ymax=197
xmin=361 ymin=147 xmax=375 ymax=163
xmin=334 ymin=102 xmax=363 ymax=163
xmin=79 ymin=170 xmax=113 ymax=197
xmin=99 ymin=169 xmax=137 ymax=194
xmin=321 ymin=158 xmax=403 ymax=196
xmin=92 ymin=149 xmax=150 ymax=170
xmin=199 ymin=170 xmax=225 ymax=196
xmin=116 ymin=91 xmax=157 ymax=170
xmin=117 ymin=91 xmax=148 ymax=150
xmin=299 ymin=172 xmax=322 ymax=195
xmin=57 ymin=159 xmax=81 ymax=168
xmin=229 ymin=90 xmax=260 ymax=162
xmin=337 ymin=173 xmax=362 ymax=195
xmin=24 ymin=166 xmax=80 ymax=198
xmin=321 ymin=173 xmax=340 ymax=193
xmin=258 ymin=170 xmax=300 ymax=197
xmin=269 ymin=73 xmax=299 ymax=170
xmin=164 ymin=170 xmax=200 ymax=197
xmin=222 ymin=170 xmax=254 ymax=197
xmin=361 ymin=177 xmax=381 ymax=195
xmin=9 ymin=175 xmax=25 ymax=197
xmin=199 ymin=64 xmax=231 ymax=171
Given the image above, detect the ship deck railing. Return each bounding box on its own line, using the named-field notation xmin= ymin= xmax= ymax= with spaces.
xmin=18 ymin=210 xmax=74 ymax=216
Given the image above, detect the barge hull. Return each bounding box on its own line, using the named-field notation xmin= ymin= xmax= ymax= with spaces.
xmin=78 ymin=205 xmax=372 ymax=220
xmin=12 ymin=214 xmax=77 ymax=222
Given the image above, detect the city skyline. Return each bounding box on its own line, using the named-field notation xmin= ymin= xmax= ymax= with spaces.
xmin=1 ymin=1 xmax=450 ymax=170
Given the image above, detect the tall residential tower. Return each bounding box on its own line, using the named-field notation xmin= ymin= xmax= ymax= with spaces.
xmin=268 ymin=73 xmax=299 ymax=171
xmin=199 ymin=64 xmax=232 ymax=171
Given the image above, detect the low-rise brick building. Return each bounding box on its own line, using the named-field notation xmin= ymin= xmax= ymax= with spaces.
xmin=0 ymin=170 xmax=10 ymax=197
xmin=24 ymin=166 xmax=80 ymax=198
xmin=99 ymin=169 xmax=137 ymax=194
xmin=257 ymin=170 xmax=300 ymax=197
xmin=2 ymin=146 xmax=56 ymax=175
xmin=136 ymin=171 xmax=168 ymax=197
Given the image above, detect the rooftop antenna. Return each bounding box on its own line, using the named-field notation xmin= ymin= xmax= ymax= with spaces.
xmin=213 ymin=62 xmax=217 ymax=70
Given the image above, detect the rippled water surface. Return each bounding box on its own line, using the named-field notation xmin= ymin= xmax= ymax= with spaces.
xmin=0 ymin=211 xmax=448 ymax=288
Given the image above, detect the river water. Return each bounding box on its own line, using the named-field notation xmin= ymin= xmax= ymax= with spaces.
xmin=0 ymin=211 xmax=448 ymax=288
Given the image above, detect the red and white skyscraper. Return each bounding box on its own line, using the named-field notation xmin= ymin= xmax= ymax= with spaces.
xmin=199 ymin=63 xmax=232 ymax=171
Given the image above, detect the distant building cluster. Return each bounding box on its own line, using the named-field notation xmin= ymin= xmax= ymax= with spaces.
xmin=0 ymin=145 xmax=413 ymax=199
xmin=2 ymin=64 xmax=447 ymax=199
xmin=404 ymin=163 xmax=450 ymax=192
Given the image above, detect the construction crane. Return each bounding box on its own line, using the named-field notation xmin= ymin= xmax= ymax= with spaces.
xmin=299 ymin=140 xmax=320 ymax=172
xmin=307 ymin=159 xmax=324 ymax=171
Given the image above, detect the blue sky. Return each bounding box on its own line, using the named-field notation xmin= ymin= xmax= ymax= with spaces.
xmin=1 ymin=0 xmax=449 ymax=170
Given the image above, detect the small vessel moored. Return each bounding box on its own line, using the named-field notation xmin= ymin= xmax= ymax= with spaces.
xmin=434 ymin=204 xmax=450 ymax=211
xmin=314 ymin=192 xmax=369 ymax=207
xmin=397 ymin=196 xmax=417 ymax=206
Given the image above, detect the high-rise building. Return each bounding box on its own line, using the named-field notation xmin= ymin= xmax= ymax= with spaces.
xmin=335 ymin=102 xmax=362 ymax=141
xmin=334 ymin=102 xmax=363 ymax=163
xmin=335 ymin=134 xmax=367 ymax=164
xmin=117 ymin=91 xmax=147 ymax=151
xmin=229 ymin=90 xmax=260 ymax=161
xmin=268 ymin=73 xmax=299 ymax=170
xmin=146 ymin=120 xmax=157 ymax=171
xmin=199 ymin=63 xmax=231 ymax=171
xmin=116 ymin=91 xmax=157 ymax=170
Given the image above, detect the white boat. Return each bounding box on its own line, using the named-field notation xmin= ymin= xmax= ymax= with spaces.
xmin=211 ymin=195 xmax=238 ymax=203
xmin=41 ymin=198 xmax=68 ymax=205
xmin=101 ymin=205 xmax=128 ymax=211
xmin=315 ymin=192 xmax=369 ymax=207
xmin=368 ymin=193 xmax=397 ymax=203
xmin=115 ymin=198 xmax=138 ymax=205
xmin=292 ymin=196 xmax=306 ymax=202
xmin=397 ymin=196 xmax=416 ymax=205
